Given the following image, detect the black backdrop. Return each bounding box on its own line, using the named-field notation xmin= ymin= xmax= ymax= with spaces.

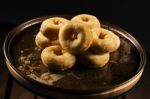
xmin=0 ymin=0 xmax=150 ymax=52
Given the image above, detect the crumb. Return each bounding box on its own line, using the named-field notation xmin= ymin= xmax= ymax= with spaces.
xmin=21 ymin=50 xmax=24 ymax=54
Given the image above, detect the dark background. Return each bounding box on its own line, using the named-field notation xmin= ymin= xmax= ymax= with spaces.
xmin=0 ymin=0 xmax=150 ymax=51
xmin=0 ymin=0 xmax=150 ymax=99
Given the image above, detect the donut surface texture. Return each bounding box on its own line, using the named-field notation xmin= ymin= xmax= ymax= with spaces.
xmin=35 ymin=32 xmax=59 ymax=49
xmin=71 ymin=14 xmax=100 ymax=29
xmin=91 ymin=28 xmax=120 ymax=53
xmin=59 ymin=21 xmax=93 ymax=54
xmin=40 ymin=17 xmax=68 ymax=40
xmin=41 ymin=45 xmax=76 ymax=70
xmin=79 ymin=51 xmax=110 ymax=68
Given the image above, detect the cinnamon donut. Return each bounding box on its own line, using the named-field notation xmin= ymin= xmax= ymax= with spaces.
xmin=79 ymin=51 xmax=110 ymax=68
xmin=91 ymin=28 xmax=120 ymax=53
xmin=59 ymin=21 xmax=93 ymax=54
xmin=71 ymin=14 xmax=100 ymax=29
xmin=41 ymin=45 xmax=76 ymax=71
xmin=40 ymin=17 xmax=68 ymax=41
xmin=35 ymin=32 xmax=59 ymax=49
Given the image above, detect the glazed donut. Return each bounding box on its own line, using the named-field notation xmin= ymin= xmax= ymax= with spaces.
xmin=59 ymin=21 xmax=93 ymax=54
xmin=71 ymin=14 xmax=100 ymax=29
xmin=40 ymin=17 xmax=68 ymax=40
xmin=41 ymin=45 xmax=76 ymax=71
xmin=91 ymin=28 xmax=120 ymax=53
xmin=79 ymin=51 xmax=110 ymax=68
xmin=35 ymin=32 xmax=59 ymax=49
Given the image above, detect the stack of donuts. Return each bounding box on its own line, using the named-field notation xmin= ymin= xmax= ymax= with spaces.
xmin=35 ymin=14 xmax=120 ymax=71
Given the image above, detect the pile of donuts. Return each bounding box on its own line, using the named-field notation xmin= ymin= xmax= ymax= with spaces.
xmin=35 ymin=14 xmax=120 ymax=71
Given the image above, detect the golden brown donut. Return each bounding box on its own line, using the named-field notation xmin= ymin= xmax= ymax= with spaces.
xmin=71 ymin=14 xmax=100 ymax=29
xmin=91 ymin=28 xmax=101 ymax=39
xmin=59 ymin=21 xmax=93 ymax=54
xmin=35 ymin=32 xmax=59 ymax=49
xmin=91 ymin=28 xmax=120 ymax=53
xmin=41 ymin=45 xmax=76 ymax=71
xmin=40 ymin=17 xmax=68 ymax=40
xmin=79 ymin=51 xmax=110 ymax=68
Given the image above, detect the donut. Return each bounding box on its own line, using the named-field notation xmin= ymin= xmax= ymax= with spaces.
xmin=91 ymin=28 xmax=120 ymax=53
xmin=35 ymin=32 xmax=59 ymax=49
xmin=79 ymin=51 xmax=110 ymax=68
xmin=59 ymin=21 xmax=93 ymax=54
xmin=40 ymin=17 xmax=68 ymax=40
xmin=41 ymin=45 xmax=76 ymax=71
xmin=71 ymin=14 xmax=100 ymax=29
xmin=91 ymin=28 xmax=101 ymax=39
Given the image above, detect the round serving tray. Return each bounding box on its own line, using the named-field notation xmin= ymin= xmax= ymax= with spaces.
xmin=3 ymin=15 xmax=146 ymax=99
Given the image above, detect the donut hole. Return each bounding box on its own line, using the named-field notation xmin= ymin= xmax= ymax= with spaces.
xmin=99 ymin=33 xmax=106 ymax=39
xmin=65 ymin=29 xmax=78 ymax=41
xmin=71 ymin=32 xmax=78 ymax=40
xmin=82 ymin=17 xmax=89 ymax=22
xmin=53 ymin=19 xmax=62 ymax=25
xmin=54 ymin=49 xmax=63 ymax=55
